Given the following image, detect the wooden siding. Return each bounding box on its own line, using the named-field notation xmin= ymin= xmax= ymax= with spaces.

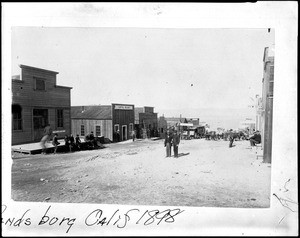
xmin=12 ymin=67 xmax=71 ymax=108
xmin=11 ymin=66 xmax=72 ymax=145
xmin=12 ymin=106 xmax=71 ymax=145
xmin=71 ymin=119 xmax=113 ymax=141
xmin=112 ymin=104 xmax=135 ymax=140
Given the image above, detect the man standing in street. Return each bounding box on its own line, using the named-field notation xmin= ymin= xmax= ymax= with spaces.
xmin=164 ymin=130 xmax=173 ymax=157
xmin=229 ymin=129 xmax=235 ymax=148
xmin=132 ymin=130 xmax=136 ymax=142
xmin=172 ymin=130 xmax=180 ymax=158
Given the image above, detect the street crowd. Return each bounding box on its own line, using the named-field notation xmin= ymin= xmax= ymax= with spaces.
xmin=40 ymin=124 xmax=261 ymax=156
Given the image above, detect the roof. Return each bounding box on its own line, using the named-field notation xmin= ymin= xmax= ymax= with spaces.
xmin=165 ymin=117 xmax=187 ymax=123
xmin=19 ymin=64 xmax=59 ymax=74
xmin=71 ymin=105 xmax=112 ymax=120
xmin=55 ymin=85 xmax=73 ymax=89
xmin=12 ymin=75 xmax=20 ymax=80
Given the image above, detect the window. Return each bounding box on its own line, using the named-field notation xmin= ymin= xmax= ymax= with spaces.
xmin=81 ymin=125 xmax=85 ymax=136
xmin=33 ymin=109 xmax=48 ymax=129
xmin=95 ymin=125 xmax=101 ymax=137
xmin=12 ymin=104 xmax=22 ymax=130
xmin=35 ymin=78 xmax=46 ymax=91
xmin=114 ymin=124 xmax=119 ymax=132
xmin=57 ymin=109 xmax=64 ymax=128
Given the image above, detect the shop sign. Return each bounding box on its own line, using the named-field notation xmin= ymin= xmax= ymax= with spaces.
xmin=114 ymin=105 xmax=133 ymax=110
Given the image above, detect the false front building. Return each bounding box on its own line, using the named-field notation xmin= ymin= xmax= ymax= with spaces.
xmin=71 ymin=103 xmax=135 ymax=142
xmin=134 ymin=106 xmax=158 ymax=138
xmin=12 ymin=65 xmax=72 ymax=145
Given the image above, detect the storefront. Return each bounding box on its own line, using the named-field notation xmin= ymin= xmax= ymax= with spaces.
xmin=12 ymin=64 xmax=72 ymax=145
xmin=72 ymin=103 xmax=135 ymax=142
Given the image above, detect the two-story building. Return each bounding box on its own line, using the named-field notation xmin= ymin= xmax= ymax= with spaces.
xmin=134 ymin=106 xmax=158 ymax=138
xmin=12 ymin=64 xmax=72 ymax=145
xmin=261 ymin=46 xmax=274 ymax=163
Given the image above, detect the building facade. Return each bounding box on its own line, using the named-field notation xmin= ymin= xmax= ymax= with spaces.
xmin=255 ymin=94 xmax=263 ymax=132
xmin=186 ymin=118 xmax=200 ymax=126
xmin=158 ymin=116 xmax=168 ymax=138
xmin=261 ymin=46 xmax=274 ymax=163
xmin=71 ymin=103 xmax=135 ymax=142
xmin=134 ymin=106 xmax=158 ymax=138
xmin=71 ymin=105 xmax=113 ymax=140
xmin=12 ymin=65 xmax=72 ymax=145
xmin=112 ymin=103 xmax=135 ymax=141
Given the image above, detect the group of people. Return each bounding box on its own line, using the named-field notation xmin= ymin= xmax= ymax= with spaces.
xmin=41 ymin=123 xmax=262 ymax=156
xmin=40 ymin=124 xmax=101 ymax=154
xmin=62 ymin=134 xmax=83 ymax=152
xmin=164 ymin=130 xmax=181 ymax=158
xmin=228 ymin=129 xmax=261 ymax=148
xmin=203 ymin=128 xmax=261 ymax=148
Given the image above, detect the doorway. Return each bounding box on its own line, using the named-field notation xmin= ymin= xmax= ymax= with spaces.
xmin=122 ymin=125 xmax=127 ymax=141
xmin=33 ymin=109 xmax=48 ymax=141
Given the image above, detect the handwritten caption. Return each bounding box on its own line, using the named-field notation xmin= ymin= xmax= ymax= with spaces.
xmin=2 ymin=204 xmax=184 ymax=234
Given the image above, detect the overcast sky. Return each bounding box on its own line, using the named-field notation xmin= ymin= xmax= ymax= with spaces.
xmin=11 ymin=27 xmax=274 ymax=129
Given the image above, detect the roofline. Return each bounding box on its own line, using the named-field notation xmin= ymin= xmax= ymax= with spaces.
xmin=19 ymin=64 xmax=59 ymax=74
xmin=55 ymin=85 xmax=73 ymax=89
xmin=111 ymin=103 xmax=135 ymax=106
xmin=71 ymin=117 xmax=112 ymax=120
xmin=71 ymin=105 xmax=112 ymax=108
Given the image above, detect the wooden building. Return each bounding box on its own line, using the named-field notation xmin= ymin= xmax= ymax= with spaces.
xmin=134 ymin=106 xmax=158 ymax=138
xmin=186 ymin=118 xmax=200 ymax=126
xmin=158 ymin=116 xmax=168 ymax=138
xmin=12 ymin=64 xmax=72 ymax=145
xmin=71 ymin=105 xmax=113 ymax=140
xmin=71 ymin=103 xmax=135 ymax=142
xmin=261 ymin=46 xmax=274 ymax=163
xmin=165 ymin=116 xmax=188 ymax=130
xmin=112 ymin=103 xmax=135 ymax=141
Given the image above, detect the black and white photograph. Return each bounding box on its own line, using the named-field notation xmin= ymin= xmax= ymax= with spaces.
xmin=2 ymin=2 xmax=298 ymax=236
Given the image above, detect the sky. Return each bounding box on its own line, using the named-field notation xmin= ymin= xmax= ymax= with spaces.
xmin=11 ymin=27 xmax=274 ymax=129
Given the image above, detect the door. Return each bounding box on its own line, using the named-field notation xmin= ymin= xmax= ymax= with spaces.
xmin=122 ymin=125 xmax=127 ymax=141
xmin=33 ymin=109 xmax=48 ymax=141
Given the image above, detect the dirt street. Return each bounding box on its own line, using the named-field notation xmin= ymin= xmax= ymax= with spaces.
xmin=11 ymin=138 xmax=271 ymax=208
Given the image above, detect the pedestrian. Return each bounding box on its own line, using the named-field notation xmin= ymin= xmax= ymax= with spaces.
xmin=172 ymin=130 xmax=180 ymax=158
xmin=64 ymin=135 xmax=70 ymax=152
xmin=69 ymin=134 xmax=75 ymax=152
xmin=75 ymin=134 xmax=81 ymax=150
xmin=229 ymin=129 xmax=234 ymax=148
xmin=132 ymin=130 xmax=136 ymax=142
xmin=164 ymin=130 xmax=173 ymax=157
xmin=249 ymin=131 xmax=261 ymax=146
xmin=40 ymin=124 xmax=52 ymax=154
xmin=52 ymin=133 xmax=60 ymax=154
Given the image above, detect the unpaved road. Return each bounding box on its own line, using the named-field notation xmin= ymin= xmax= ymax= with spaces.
xmin=11 ymin=139 xmax=271 ymax=208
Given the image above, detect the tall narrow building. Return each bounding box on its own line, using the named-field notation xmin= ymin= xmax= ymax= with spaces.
xmin=262 ymin=46 xmax=274 ymax=163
